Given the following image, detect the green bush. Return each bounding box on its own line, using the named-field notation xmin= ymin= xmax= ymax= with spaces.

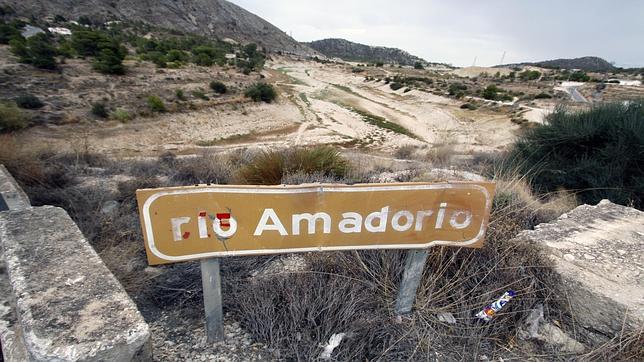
xmin=91 ymin=102 xmax=108 ymax=118
xmin=0 ymin=102 xmax=29 ymax=132
xmin=147 ymin=96 xmax=167 ymax=112
xmin=414 ymin=62 xmax=424 ymax=70
xmin=191 ymin=90 xmax=209 ymax=100
xmin=389 ymin=82 xmax=404 ymax=91
xmin=236 ymin=146 xmax=349 ymax=185
xmin=244 ymin=83 xmax=277 ymax=103
xmin=505 ymin=102 xmax=644 ymax=208
xmin=460 ymin=103 xmax=477 ymax=110
xmin=93 ymin=47 xmax=126 ymax=75
xmin=110 ymin=108 xmax=132 ymax=122
xmin=534 ymin=92 xmax=552 ymax=99
xmin=569 ymin=71 xmax=590 ymax=82
xmin=15 ymin=94 xmax=44 ymax=109
xmin=519 ymin=70 xmax=541 ymax=81
xmin=175 ymin=89 xmax=186 ymax=101
xmin=210 ymin=81 xmax=227 ymax=94
xmin=0 ymin=21 xmax=20 ymax=44
xmin=448 ymin=83 xmax=467 ymax=96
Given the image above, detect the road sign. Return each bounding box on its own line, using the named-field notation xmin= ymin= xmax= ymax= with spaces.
xmin=137 ymin=182 xmax=495 ymax=265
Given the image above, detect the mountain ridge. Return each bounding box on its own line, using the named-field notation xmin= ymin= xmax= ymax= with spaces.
xmin=500 ymin=56 xmax=615 ymax=72
xmin=306 ymin=38 xmax=428 ymax=66
xmin=1 ymin=0 xmax=318 ymax=56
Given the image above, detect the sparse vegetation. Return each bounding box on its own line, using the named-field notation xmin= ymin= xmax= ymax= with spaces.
xmin=244 ymin=83 xmax=277 ymax=103
xmin=147 ymin=96 xmax=167 ymax=112
xmin=175 ymin=89 xmax=187 ymax=101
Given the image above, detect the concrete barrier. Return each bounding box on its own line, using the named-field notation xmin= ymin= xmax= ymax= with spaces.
xmin=515 ymin=200 xmax=643 ymax=343
xmin=0 ymin=166 xmax=151 ymax=361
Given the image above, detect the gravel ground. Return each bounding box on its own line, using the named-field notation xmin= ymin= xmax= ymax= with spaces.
xmin=150 ymin=310 xmax=277 ymax=361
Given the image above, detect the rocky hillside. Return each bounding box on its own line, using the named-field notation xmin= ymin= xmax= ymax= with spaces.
xmin=503 ymin=56 xmax=616 ymax=72
xmin=1 ymin=0 xmax=317 ymax=56
xmin=307 ymin=38 xmax=426 ymax=66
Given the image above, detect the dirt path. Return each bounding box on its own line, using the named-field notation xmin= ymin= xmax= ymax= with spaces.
xmin=17 ymin=58 xmax=520 ymax=158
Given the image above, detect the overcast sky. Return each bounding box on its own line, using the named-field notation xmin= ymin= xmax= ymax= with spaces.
xmin=229 ymin=0 xmax=644 ymax=67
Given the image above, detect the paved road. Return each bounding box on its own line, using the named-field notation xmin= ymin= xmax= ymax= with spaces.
xmin=567 ymin=86 xmax=588 ymax=103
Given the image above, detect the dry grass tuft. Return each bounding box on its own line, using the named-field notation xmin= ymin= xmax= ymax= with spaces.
xmin=236 ymin=146 xmax=350 ymax=185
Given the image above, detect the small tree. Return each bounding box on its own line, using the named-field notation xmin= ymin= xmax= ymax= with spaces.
xmin=244 ymin=83 xmax=277 ymax=103
xmin=210 ymin=81 xmax=227 ymax=94
xmin=12 ymin=34 xmax=58 ymax=70
xmin=414 ymin=62 xmax=424 ymax=70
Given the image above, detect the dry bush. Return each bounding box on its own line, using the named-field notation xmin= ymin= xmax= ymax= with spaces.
xmin=227 ymin=193 xmax=570 ymax=360
xmin=236 ymin=146 xmax=350 ymax=185
xmin=394 ymin=144 xmax=416 ymax=159
xmin=425 ymin=143 xmax=455 ymax=167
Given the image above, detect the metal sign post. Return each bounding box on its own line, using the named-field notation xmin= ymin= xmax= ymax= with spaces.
xmin=135 ymin=182 xmax=495 ymax=337
xmin=394 ymin=249 xmax=430 ymax=315
xmin=200 ymin=258 xmax=224 ymax=342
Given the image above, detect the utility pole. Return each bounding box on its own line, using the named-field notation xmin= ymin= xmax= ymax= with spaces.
xmin=472 ymin=56 xmax=477 ymax=67
xmin=499 ymin=51 xmax=506 ymax=65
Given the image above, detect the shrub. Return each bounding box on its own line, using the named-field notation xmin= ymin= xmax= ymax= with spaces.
xmin=15 ymin=94 xmax=44 ymax=109
xmin=414 ymin=61 xmax=424 ymax=70
xmin=389 ymin=82 xmax=404 ymax=91
xmin=460 ymin=103 xmax=477 ymax=110
xmin=505 ymin=102 xmax=644 ymax=208
xmin=519 ymin=70 xmax=541 ymax=81
xmin=236 ymin=146 xmax=349 ymax=185
xmin=91 ymin=102 xmax=108 ymax=118
xmin=175 ymin=89 xmax=186 ymax=101
xmin=0 ymin=102 xmax=29 ymax=132
xmin=191 ymin=90 xmax=209 ymax=100
xmin=0 ymin=21 xmax=20 ymax=44
xmin=110 ymin=108 xmax=132 ymax=122
xmin=147 ymin=96 xmax=167 ymax=112
xmin=569 ymin=71 xmax=590 ymax=82
xmin=209 ymin=81 xmax=227 ymax=94
xmin=93 ymin=47 xmax=126 ymax=75
xmin=395 ymin=145 xmax=416 ymax=159
xmin=448 ymin=83 xmax=467 ymax=96
xmin=244 ymin=83 xmax=277 ymax=103
xmin=534 ymin=92 xmax=552 ymax=99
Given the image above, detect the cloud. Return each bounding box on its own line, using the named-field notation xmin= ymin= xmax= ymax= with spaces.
xmin=230 ymin=0 xmax=644 ymax=67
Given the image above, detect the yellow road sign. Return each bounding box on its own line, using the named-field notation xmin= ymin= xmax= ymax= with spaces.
xmin=137 ymin=182 xmax=495 ymax=265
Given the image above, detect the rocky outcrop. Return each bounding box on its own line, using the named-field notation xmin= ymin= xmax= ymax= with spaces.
xmin=3 ymin=0 xmax=317 ymax=56
xmin=514 ymin=200 xmax=643 ymax=343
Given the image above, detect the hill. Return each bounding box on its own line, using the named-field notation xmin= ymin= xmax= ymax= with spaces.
xmin=501 ymin=56 xmax=616 ymax=72
xmin=306 ymin=38 xmax=427 ymax=66
xmin=1 ymin=0 xmax=317 ymax=56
